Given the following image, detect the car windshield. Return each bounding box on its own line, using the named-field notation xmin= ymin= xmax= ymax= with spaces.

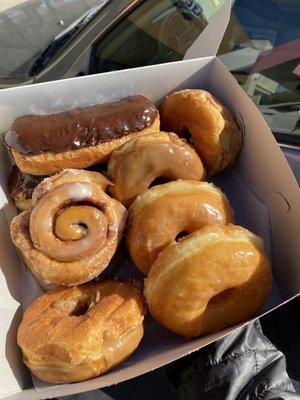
xmin=0 ymin=0 xmax=105 ymax=79
xmin=1 ymin=0 xmax=299 ymax=146
xmin=89 ymin=0 xmax=299 ymax=145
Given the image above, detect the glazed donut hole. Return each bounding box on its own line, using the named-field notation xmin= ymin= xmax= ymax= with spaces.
xmin=206 ymin=287 xmax=235 ymax=307
xmin=170 ymin=125 xmax=192 ymax=142
xmin=148 ymin=176 xmax=171 ymax=188
xmin=175 ymin=231 xmax=189 ymax=241
xmin=51 ymin=290 xmax=101 ymax=317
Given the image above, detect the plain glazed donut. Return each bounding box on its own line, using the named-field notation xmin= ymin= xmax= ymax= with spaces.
xmin=17 ymin=280 xmax=145 ymax=383
xmin=108 ymin=132 xmax=205 ymax=206
xmin=10 ymin=169 xmax=127 ymax=287
xmin=127 ymin=180 xmax=233 ymax=274
xmin=160 ymin=89 xmax=242 ymax=176
xmin=144 ymin=224 xmax=271 ymax=338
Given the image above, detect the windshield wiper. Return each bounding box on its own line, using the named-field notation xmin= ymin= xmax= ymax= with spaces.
xmin=29 ymin=0 xmax=110 ymax=77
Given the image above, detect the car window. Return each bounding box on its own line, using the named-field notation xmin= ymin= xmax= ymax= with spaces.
xmin=90 ymin=0 xmax=207 ymax=73
xmin=217 ymin=0 xmax=300 ymax=144
xmin=0 ymin=0 xmax=103 ymax=79
xmin=290 ymin=103 xmax=300 ymax=112
xmin=91 ymin=0 xmax=300 ymax=145
xmin=269 ymin=104 xmax=294 ymax=112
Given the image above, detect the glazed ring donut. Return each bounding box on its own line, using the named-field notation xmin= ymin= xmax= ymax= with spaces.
xmin=108 ymin=132 xmax=205 ymax=206
xmin=160 ymin=89 xmax=242 ymax=176
xmin=144 ymin=224 xmax=271 ymax=338
xmin=17 ymin=280 xmax=145 ymax=383
xmin=127 ymin=180 xmax=233 ymax=274
xmin=10 ymin=169 xmax=127 ymax=287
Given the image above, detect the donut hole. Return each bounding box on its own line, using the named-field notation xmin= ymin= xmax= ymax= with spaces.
xmin=175 ymin=231 xmax=189 ymax=241
xmin=179 ymin=128 xmax=192 ymax=142
xmin=78 ymin=222 xmax=88 ymax=230
xmin=149 ymin=177 xmax=170 ymax=188
xmin=52 ymin=292 xmax=101 ymax=316
xmin=70 ymin=298 xmax=90 ymax=317
xmin=208 ymin=288 xmax=235 ymax=307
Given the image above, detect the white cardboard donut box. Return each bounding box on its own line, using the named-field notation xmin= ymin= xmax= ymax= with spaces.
xmin=0 ymin=2 xmax=299 ymax=399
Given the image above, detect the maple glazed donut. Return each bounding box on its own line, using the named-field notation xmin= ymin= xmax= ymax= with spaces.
xmin=127 ymin=180 xmax=234 ymax=274
xmin=17 ymin=280 xmax=145 ymax=383
xmin=108 ymin=132 xmax=205 ymax=207
xmin=160 ymin=89 xmax=242 ymax=176
xmin=10 ymin=169 xmax=127 ymax=287
xmin=5 ymin=95 xmax=160 ymax=175
xmin=144 ymin=224 xmax=272 ymax=338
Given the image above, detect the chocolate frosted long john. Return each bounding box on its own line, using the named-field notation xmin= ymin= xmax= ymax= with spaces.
xmin=5 ymin=96 xmax=158 ymax=155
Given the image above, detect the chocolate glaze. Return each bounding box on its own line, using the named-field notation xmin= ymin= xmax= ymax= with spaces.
xmin=5 ymin=96 xmax=158 ymax=155
xmin=8 ymin=166 xmax=44 ymax=199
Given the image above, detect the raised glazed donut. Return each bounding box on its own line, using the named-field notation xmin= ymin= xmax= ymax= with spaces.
xmin=160 ymin=89 xmax=242 ymax=176
xmin=5 ymin=95 xmax=160 ymax=175
xmin=17 ymin=280 xmax=145 ymax=383
xmin=10 ymin=169 xmax=127 ymax=287
xmin=108 ymin=132 xmax=205 ymax=206
xmin=127 ymin=180 xmax=233 ymax=274
xmin=144 ymin=224 xmax=271 ymax=337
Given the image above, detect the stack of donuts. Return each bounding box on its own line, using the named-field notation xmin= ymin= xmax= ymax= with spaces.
xmin=5 ymin=90 xmax=272 ymax=384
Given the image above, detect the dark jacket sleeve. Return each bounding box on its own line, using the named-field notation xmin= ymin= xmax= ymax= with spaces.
xmin=167 ymin=320 xmax=298 ymax=400
xmin=60 ymin=321 xmax=298 ymax=400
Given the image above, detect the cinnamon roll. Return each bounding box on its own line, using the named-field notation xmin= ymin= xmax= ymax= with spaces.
xmin=10 ymin=169 xmax=127 ymax=287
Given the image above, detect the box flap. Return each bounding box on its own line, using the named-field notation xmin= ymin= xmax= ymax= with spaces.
xmin=0 ymin=148 xmax=32 ymax=399
xmin=184 ymin=0 xmax=231 ymax=60
xmin=208 ymin=57 xmax=300 ymax=298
